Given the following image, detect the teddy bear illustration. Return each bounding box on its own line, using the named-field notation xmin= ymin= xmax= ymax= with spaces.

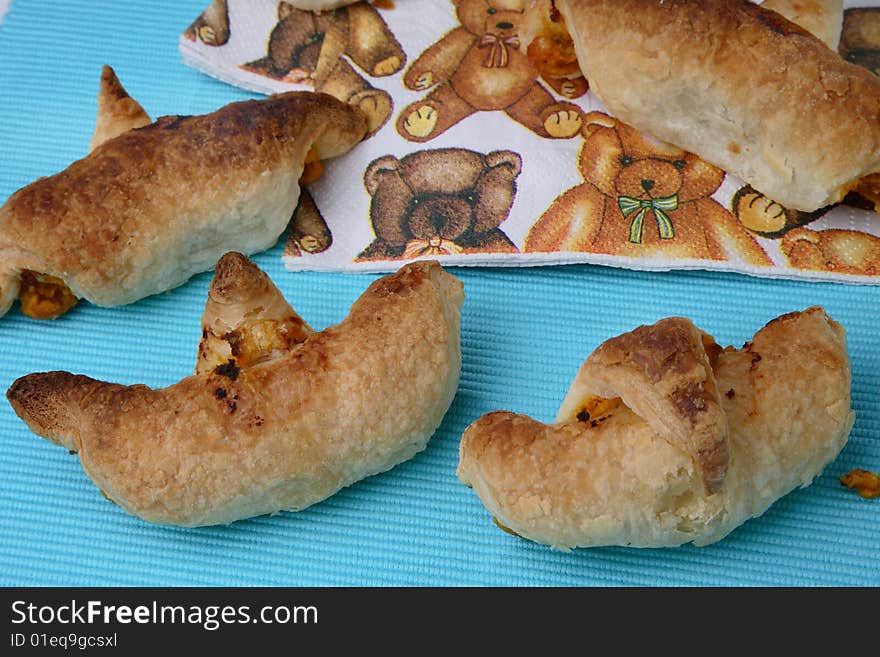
xmin=357 ymin=148 xmax=521 ymax=260
xmin=840 ymin=7 xmax=880 ymax=75
xmin=396 ymin=0 xmax=584 ymax=142
xmin=729 ymin=184 xmax=838 ymax=238
xmin=779 ymin=227 xmax=880 ymax=276
xmin=523 ymin=112 xmax=773 ymax=266
xmin=184 ymin=0 xmax=230 ymax=46
xmin=284 ymin=189 xmax=334 ymax=258
xmin=242 ymin=1 xmax=406 ymax=136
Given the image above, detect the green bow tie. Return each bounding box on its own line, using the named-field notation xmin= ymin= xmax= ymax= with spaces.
xmin=617 ymin=194 xmax=679 ymax=244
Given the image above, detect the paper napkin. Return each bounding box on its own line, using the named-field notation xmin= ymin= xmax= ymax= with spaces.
xmin=180 ymin=0 xmax=880 ymax=284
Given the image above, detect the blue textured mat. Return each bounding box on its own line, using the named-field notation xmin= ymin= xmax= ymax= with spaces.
xmin=0 ymin=1 xmax=877 ymax=587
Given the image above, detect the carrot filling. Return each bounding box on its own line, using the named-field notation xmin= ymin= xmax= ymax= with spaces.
xmin=849 ymin=173 xmax=880 ymax=213
xmin=18 ymin=270 xmax=78 ymax=320
xmin=299 ymin=147 xmax=324 ymax=185
xmin=840 ymin=468 xmax=880 ymax=499
xmin=526 ymin=4 xmax=582 ymax=78
xmin=574 ymin=396 xmax=623 ymax=425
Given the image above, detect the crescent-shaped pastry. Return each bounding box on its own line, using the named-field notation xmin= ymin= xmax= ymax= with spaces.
xmin=7 ymin=256 xmax=464 ymax=527
xmin=524 ymin=0 xmax=880 ymax=212
xmin=457 ymin=307 xmax=854 ymax=549
xmin=0 ymin=68 xmax=367 ymax=320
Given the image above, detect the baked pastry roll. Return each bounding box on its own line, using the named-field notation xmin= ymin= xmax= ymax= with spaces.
xmin=458 ymin=307 xmax=854 ymax=549
xmin=0 ymin=67 xmax=367 ymax=319
xmin=761 ymin=0 xmax=843 ymax=50
xmin=7 ymin=255 xmax=464 ymax=527
xmin=524 ymin=0 xmax=880 ymax=212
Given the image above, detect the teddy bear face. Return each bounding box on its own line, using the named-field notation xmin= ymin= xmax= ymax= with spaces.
xmin=579 ymin=116 xmax=725 ymax=203
xmin=362 ymin=148 xmax=522 ymax=254
xmin=455 ymin=0 xmax=526 ymax=39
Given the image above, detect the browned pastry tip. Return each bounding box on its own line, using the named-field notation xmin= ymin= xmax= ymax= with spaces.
xmin=89 ymin=65 xmax=152 ymax=152
xmin=8 ymin=258 xmax=463 ymax=527
xmin=203 ymin=252 xmax=305 ymax=329
xmin=7 ymin=371 xmax=108 ymax=453
xmin=458 ymin=306 xmax=854 ymax=549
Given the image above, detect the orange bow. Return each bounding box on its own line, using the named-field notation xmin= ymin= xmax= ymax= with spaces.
xmin=401 ymin=237 xmax=464 ymax=259
xmin=478 ymin=33 xmax=520 ymax=68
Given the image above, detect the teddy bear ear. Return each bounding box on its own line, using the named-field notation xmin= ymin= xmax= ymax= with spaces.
xmin=484 ymin=150 xmax=523 ymax=178
xmin=278 ymin=1 xmax=296 ymax=20
xmin=363 ymin=155 xmax=401 ymax=196
xmin=581 ymin=111 xmax=617 ymax=139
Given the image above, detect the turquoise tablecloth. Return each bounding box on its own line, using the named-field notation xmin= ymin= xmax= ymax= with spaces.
xmin=0 ymin=0 xmax=877 ymax=586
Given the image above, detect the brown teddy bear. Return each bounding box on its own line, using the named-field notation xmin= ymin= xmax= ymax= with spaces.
xmin=241 ymin=1 xmax=406 ymax=135
xmin=184 ymin=0 xmax=230 ymax=46
xmin=780 ymin=227 xmax=880 ymax=276
xmin=357 ymin=148 xmax=521 ymax=260
xmin=396 ymin=0 xmax=584 ymax=142
xmin=523 ymin=112 xmax=773 ymax=266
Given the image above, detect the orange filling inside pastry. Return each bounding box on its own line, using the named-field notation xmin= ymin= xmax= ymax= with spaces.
xmin=849 ymin=173 xmax=880 ymax=213
xmin=225 ymin=317 xmax=312 ymax=368
xmin=574 ymin=396 xmax=623 ymax=425
xmin=299 ymin=147 xmax=325 ymax=186
xmin=526 ymin=3 xmax=582 ymax=78
xmin=18 ymin=270 xmax=78 ymax=320
xmin=199 ymin=317 xmax=313 ymax=373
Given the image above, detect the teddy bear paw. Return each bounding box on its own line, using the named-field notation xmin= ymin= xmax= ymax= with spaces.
xmin=197 ymin=25 xmax=217 ymax=45
xmin=544 ymin=109 xmax=582 ymax=138
xmin=350 ymin=89 xmax=393 ymax=135
xmin=411 ymin=72 xmax=435 ymax=90
xmin=402 ymin=105 xmax=439 ymax=139
xmin=373 ymin=55 xmax=403 ymax=77
xmin=298 ymin=235 xmax=328 ymax=254
xmin=734 ymin=189 xmax=788 ymax=234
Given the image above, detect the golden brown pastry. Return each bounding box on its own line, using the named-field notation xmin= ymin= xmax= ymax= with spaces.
xmin=89 ymin=65 xmax=152 ymax=153
xmin=761 ymin=0 xmax=843 ymax=50
xmin=458 ymin=307 xmax=854 ymax=549
xmin=556 ymin=318 xmax=730 ymax=493
xmin=524 ymin=0 xmax=880 ymax=212
xmin=0 ymin=69 xmax=367 ymax=320
xmin=7 ymin=256 xmax=464 ymax=527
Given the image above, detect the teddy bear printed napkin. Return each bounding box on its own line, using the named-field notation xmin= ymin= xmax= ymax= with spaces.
xmin=180 ymin=0 xmax=880 ymax=284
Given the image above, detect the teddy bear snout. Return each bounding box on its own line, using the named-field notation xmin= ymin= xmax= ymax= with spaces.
xmin=615 ymin=159 xmax=681 ymax=199
xmin=496 ymin=21 xmax=514 ymax=30
xmin=409 ymin=195 xmax=473 ymax=241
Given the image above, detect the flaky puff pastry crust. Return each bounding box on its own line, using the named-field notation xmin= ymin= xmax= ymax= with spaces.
xmin=530 ymin=0 xmax=880 ymax=212
xmin=7 ymin=257 xmax=464 ymax=527
xmin=458 ymin=307 xmax=854 ymax=549
xmin=195 ymin=253 xmax=314 ymax=374
xmin=0 ymin=72 xmax=367 ymax=318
